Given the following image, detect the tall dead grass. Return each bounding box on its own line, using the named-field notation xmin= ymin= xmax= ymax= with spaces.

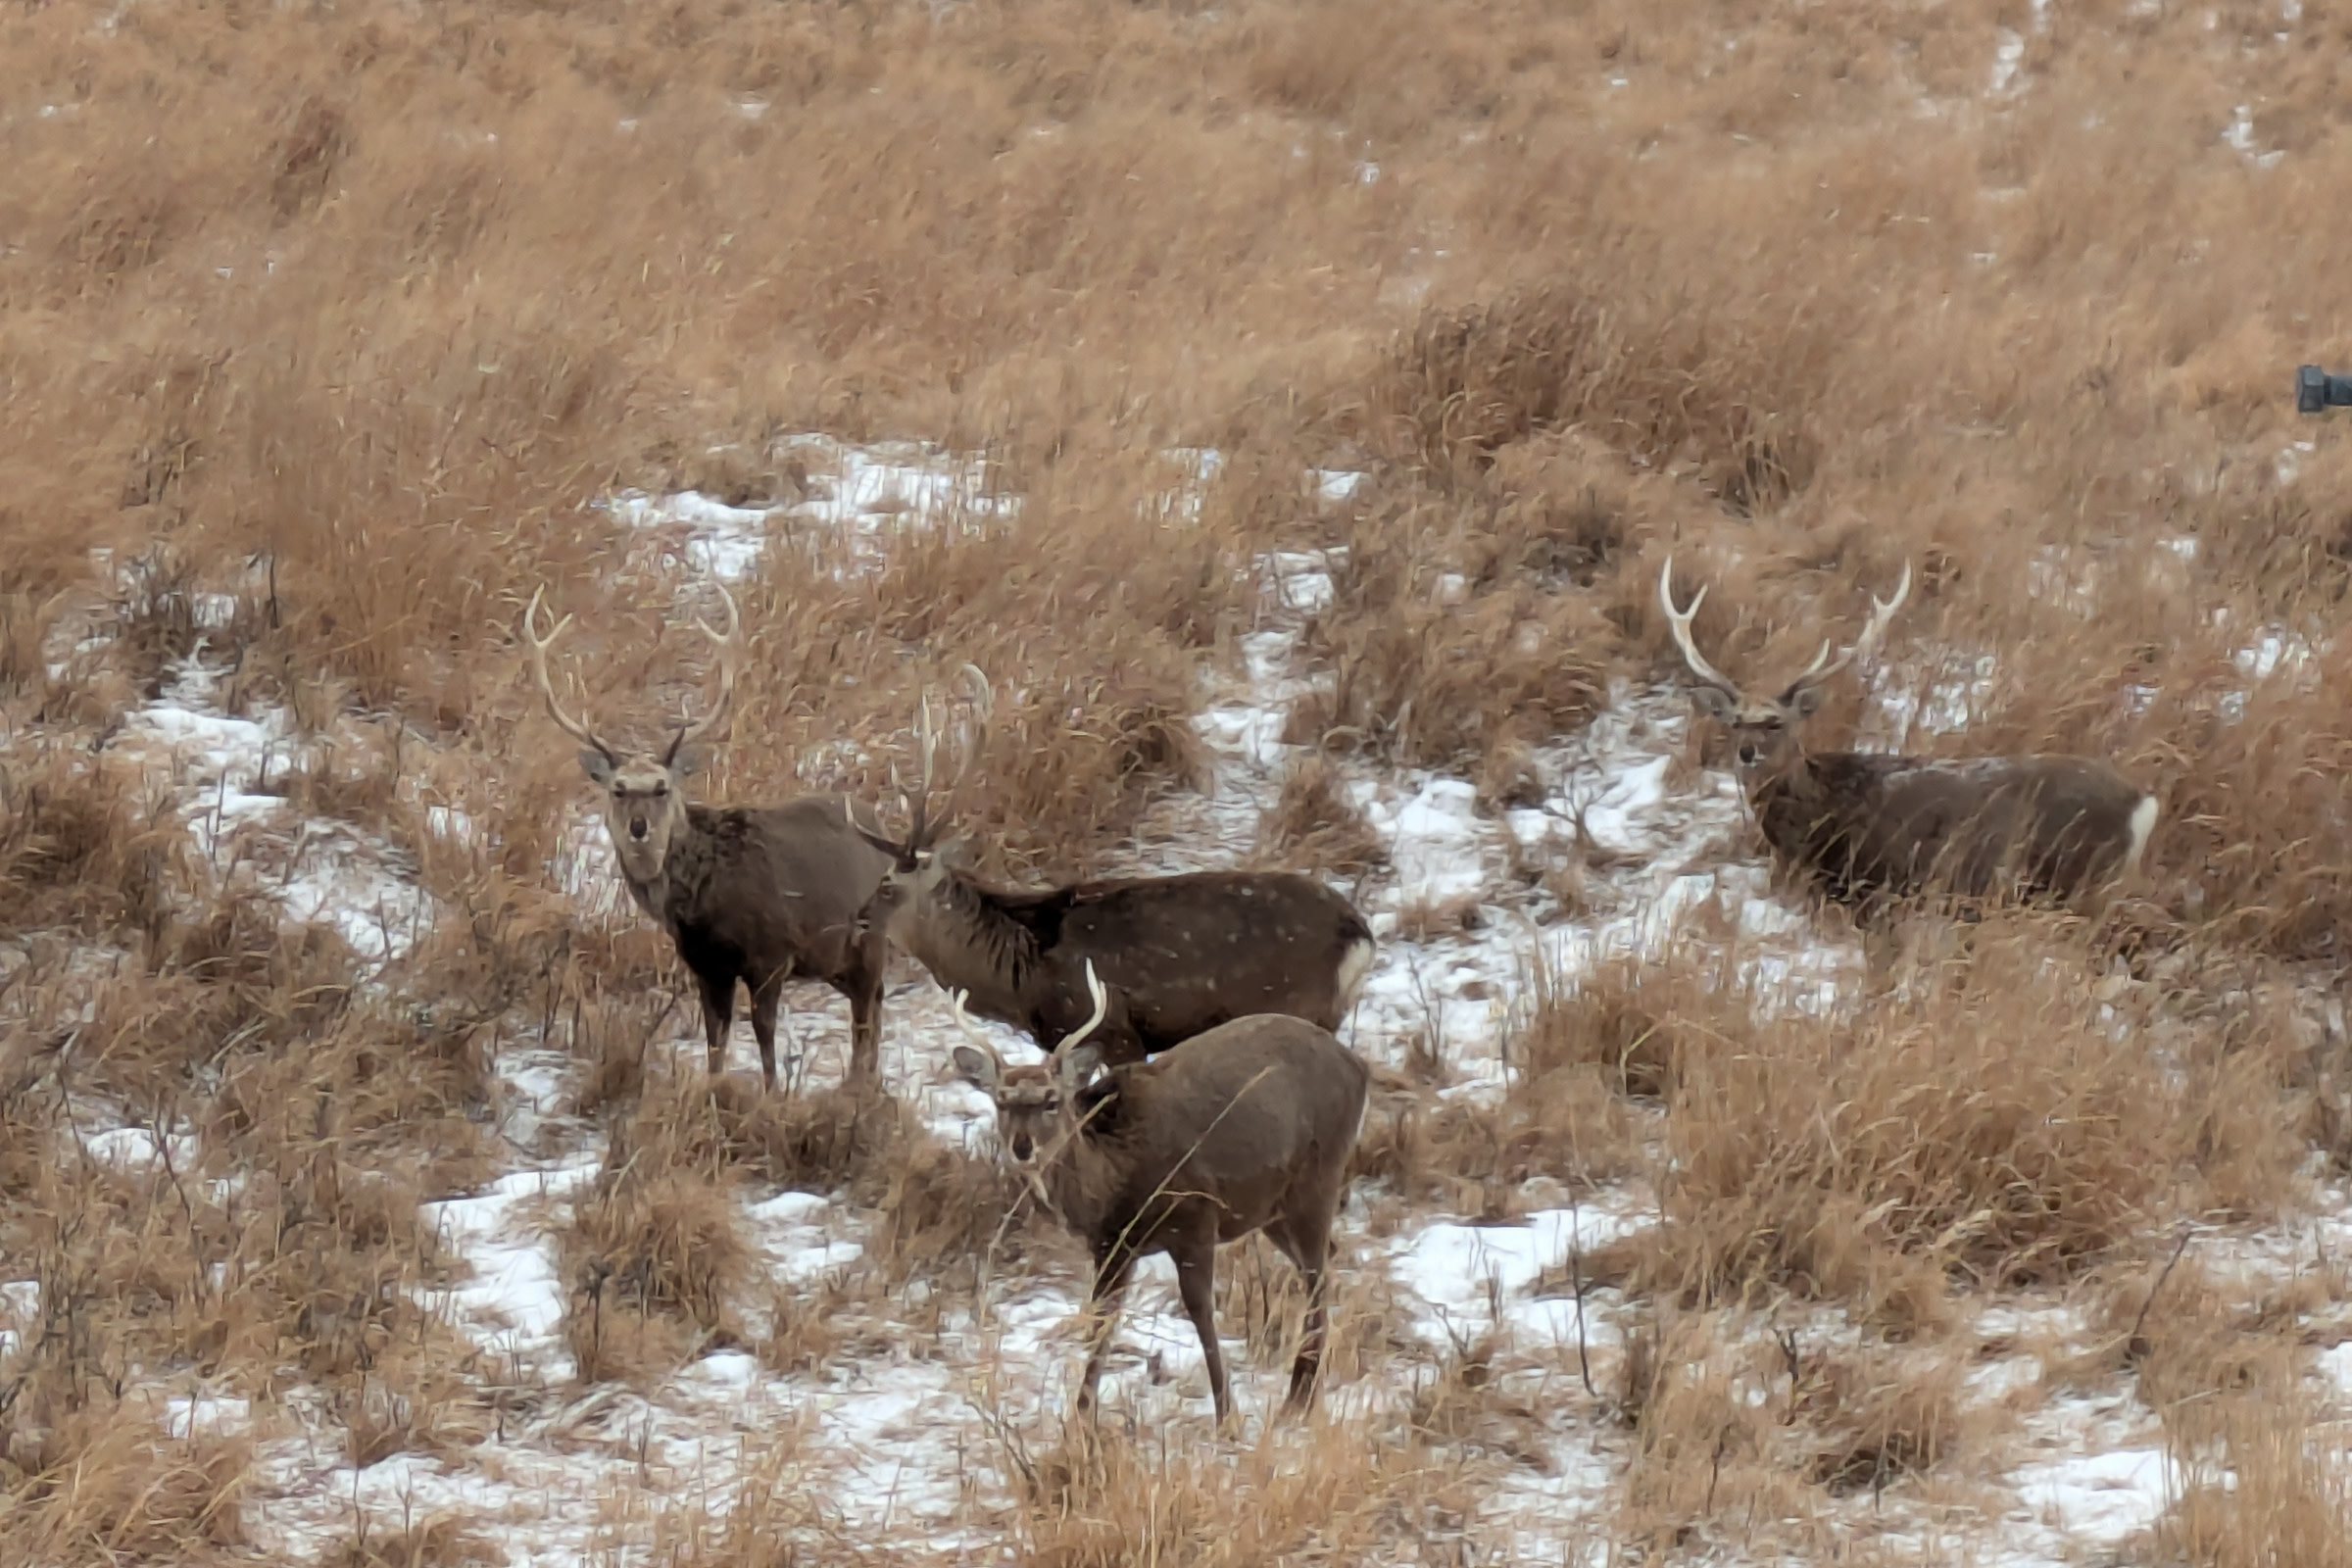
xmin=1603 ymin=920 xmax=2311 ymax=1333
xmin=4 ymin=0 xmax=2352 ymax=1556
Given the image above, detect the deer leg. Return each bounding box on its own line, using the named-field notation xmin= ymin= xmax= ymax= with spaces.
xmin=1269 ymin=1219 xmax=1335 ymax=1415
xmin=695 ymin=970 xmax=737 ymax=1080
xmin=1075 ymin=1248 xmax=1135 ymax=1420
xmin=844 ymin=964 xmax=883 ymax=1091
xmin=1170 ymin=1229 xmax=1233 ymax=1428
xmin=747 ymin=974 xmax=782 ymax=1094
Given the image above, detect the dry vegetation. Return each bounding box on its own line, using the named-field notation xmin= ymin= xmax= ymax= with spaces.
xmin=5 ymin=0 xmax=2352 ymax=1561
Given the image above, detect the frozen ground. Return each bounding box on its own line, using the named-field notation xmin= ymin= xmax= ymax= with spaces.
xmin=6 ymin=437 xmax=2351 ymax=1566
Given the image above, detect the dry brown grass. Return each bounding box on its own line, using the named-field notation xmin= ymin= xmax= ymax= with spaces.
xmin=5 ymin=0 xmax=2352 ymax=1557
xmin=561 ymin=1155 xmax=749 ymax=1386
xmin=0 ymin=1401 xmax=253 ymax=1567
xmin=2155 ymin=1395 xmax=2352 ymax=1568
xmin=327 ymin=1513 xmax=507 ymax=1568
xmin=1601 ymin=920 xmax=2313 ymax=1334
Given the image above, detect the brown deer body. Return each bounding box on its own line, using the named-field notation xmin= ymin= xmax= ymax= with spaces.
xmin=1658 ymin=557 xmax=2158 ymax=917
xmin=523 ymin=586 xmax=895 ymax=1089
xmin=849 ymin=674 xmax=1376 ymax=1065
xmin=951 ymin=963 xmax=1369 ymax=1423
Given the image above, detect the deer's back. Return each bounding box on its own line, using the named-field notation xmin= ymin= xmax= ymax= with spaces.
xmin=1098 ymin=1015 xmax=1369 ymax=1224
xmin=1001 ymin=871 xmax=1371 ymax=1041
xmin=1764 ymin=753 xmax=2150 ymax=904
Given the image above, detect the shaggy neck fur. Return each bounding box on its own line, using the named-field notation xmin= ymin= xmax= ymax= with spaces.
xmin=909 ymin=871 xmax=1044 ymax=1017
xmin=1030 ymin=1089 xmax=1137 ymax=1241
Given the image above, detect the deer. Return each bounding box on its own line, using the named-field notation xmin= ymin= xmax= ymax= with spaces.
xmin=846 ymin=673 xmax=1377 ymax=1067
xmin=951 ymin=958 xmax=1368 ymax=1425
xmin=521 ymin=582 xmax=897 ymax=1090
xmin=1656 ymin=555 xmax=2160 ymax=924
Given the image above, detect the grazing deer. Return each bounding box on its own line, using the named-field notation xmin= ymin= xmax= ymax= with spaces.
xmin=848 ymin=674 xmax=1376 ymax=1066
xmin=1657 ymin=556 xmax=2159 ymax=918
xmin=952 ymin=960 xmax=1368 ymax=1424
xmin=522 ymin=583 xmax=896 ymax=1089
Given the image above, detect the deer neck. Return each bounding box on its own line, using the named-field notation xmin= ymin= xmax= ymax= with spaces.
xmin=1033 ymin=1104 xmax=1129 ymax=1239
xmin=908 ymin=871 xmax=1043 ymax=1021
xmin=629 ymin=814 xmax=716 ymax=936
xmin=1744 ymin=751 xmax=1828 ymax=817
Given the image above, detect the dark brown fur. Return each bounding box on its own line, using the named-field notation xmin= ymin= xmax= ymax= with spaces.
xmin=1742 ymin=750 xmax=2159 ymax=915
xmin=953 ymin=1005 xmax=1371 ymax=1422
xmin=525 ymin=584 xmax=896 ymax=1089
xmin=862 ymin=858 xmax=1377 ymax=1066
xmin=1662 ymin=557 xmax=2159 ymax=920
xmin=626 ymin=797 xmax=896 ymax=1088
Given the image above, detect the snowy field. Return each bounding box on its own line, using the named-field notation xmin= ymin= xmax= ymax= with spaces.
xmin=8 ymin=428 xmax=2352 ymax=1566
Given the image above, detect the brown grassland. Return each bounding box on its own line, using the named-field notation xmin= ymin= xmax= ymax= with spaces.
xmin=6 ymin=0 xmax=2352 ymax=1562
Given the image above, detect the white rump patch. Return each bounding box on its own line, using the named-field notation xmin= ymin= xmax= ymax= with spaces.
xmin=2124 ymin=794 xmax=2159 ymax=877
xmin=1335 ymin=935 xmax=1377 ymax=1009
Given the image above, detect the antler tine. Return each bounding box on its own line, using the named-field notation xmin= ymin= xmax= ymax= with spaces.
xmin=1788 ymin=638 xmax=1838 ymax=686
xmin=672 ymin=581 xmax=742 ymax=753
xmin=1050 ymin=959 xmax=1112 ymax=1065
xmin=520 ymin=587 xmax=616 ymax=758
xmin=948 ymin=988 xmax=1009 ymax=1074
xmin=1788 ymin=560 xmax=1915 ymax=693
xmin=947 ymin=663 xmax=994 ymax=798
xmin=1656 ymin=555 xmax=1743 ymax=696
xmin=900 ymin=687 xmax=939 ymax=852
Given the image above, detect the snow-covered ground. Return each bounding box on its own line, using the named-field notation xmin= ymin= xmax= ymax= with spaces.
xmin=6 ymin=435 xmax=2349 ymax=1566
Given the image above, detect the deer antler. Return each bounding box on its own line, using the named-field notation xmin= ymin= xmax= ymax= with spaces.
xmin=1051 ymin=959 xmax=1111 ymax=1066
xmin=1657 ymin=556 xmax=1743 ymax=697
xmin=948 ymin=986 xmax=1008 ymax=1076
xmin=521 ymin=587 xmax=617 ymax=760
xmin=1785 ymin=561 xmax=1913 ymax=697
xmin=669 ymin=581 xmax=742 ymax=756
xmin=873 ymin=664 xmax=995 ymax=859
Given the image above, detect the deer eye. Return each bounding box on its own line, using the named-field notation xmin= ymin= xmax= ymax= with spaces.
xmin=651 ymin=782 xmax=669 ymax=798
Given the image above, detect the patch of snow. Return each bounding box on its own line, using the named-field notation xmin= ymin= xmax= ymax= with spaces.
xmin=160 ymin=1388 xmax=252 ymax=1440
xmin=80 ymin=1123 xmax=199 ymax=1171
xmin=1314 ymin=468 xmax=1368 ymax=505
xmin=1990 ymin=28 xmax=2026 ymax=94
xmin=419 ymin=1160 xmax=602 ymax=1377
xmin=116 ymin=659 xmax=430 ymax=966
xmin=611 ymin=436 xmax=1014 ymax=583
xmin=2224 ymin=105 xmax=2284 ymax=168
xmin=1390 ymin=1208 xmax=1643 ymax=1350
xmin=2011 ymin=1444 xmax=2180 ymax=1547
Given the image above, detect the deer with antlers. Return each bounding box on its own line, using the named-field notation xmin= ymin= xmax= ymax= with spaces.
xmin=847 ymin=672 xmax=1376 ymax=1066
xmin=522 ymin=583 xmax=896 ymax=1089
xmin=1656 ymin=556 xmax=2159 ymax=918
xmin=951 ymin=959 xmax=1367 ymax=1424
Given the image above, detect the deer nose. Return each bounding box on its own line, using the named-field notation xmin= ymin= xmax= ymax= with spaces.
xmin=1008 ymin=1133 xmax=1035 ymax=1162
xmin=1738 ymin=743 xmax=1760 ymax=766
xmin=629 ymin=817 xmax=650 ymax=840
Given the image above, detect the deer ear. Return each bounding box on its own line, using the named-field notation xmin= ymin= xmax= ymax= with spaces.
xmin=664 ymin=735 xmax=710 ymax=775
xmin=1787 ymin=684 xmax=1828 ymax=717
xmin=1055 ymin=1043 xmax=1102 ymax=1091
xmin=1690 ymin=685 xmax=1739 ymax=723
xmin=951 ymin=1046 xmax=1000 ymax=1093
xmin=579 ymin=749 xmax=617 ymax=786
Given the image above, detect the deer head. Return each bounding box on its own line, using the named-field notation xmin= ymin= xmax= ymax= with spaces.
xmin=847 ymin=665 xmax=994 ymax=941
xmin=950 ymin=957 xmax=1109 ymax=1166
xmin=1658 ymin=555 xmax=1912 ymax=779
xmin=522 ymin=582 xmax=741 ymax=885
